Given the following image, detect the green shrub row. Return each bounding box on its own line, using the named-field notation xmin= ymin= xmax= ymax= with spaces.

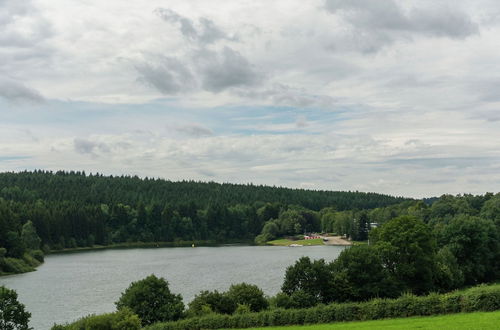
xmin=51 ymin=308 xmax=141 ymax=330
xmin=145 ymin=283 xmax=500 ymax=330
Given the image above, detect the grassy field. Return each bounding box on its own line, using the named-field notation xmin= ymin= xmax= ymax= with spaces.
xmin=238 ymin=311 xmax=500 ymax=329
xmin=266 ymin=238 xmax=325 ymax=246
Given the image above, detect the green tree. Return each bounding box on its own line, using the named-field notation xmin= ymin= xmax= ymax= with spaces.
xmin=372 ymin=216 xmax=437 ymax=294
xmin=21 ymin=221 xmax=41 ymax=251
xmin=281 ymin=257 xmax=333 ymax=303
xmin=434 ymin=246 xmax=464 ymax=291
xmin=330 ymin=245 xmax=400 ymax=301
xmin=0 ymin=286 xmax=31 ymax=330
xmin=226 ymin=283 xmax=268 ymax=312
xmin=437 ymin=215 xmax=499 ymax=284
xmin=480 ymin=194 xmax=500 ymax=225
xmin=115 ymin=274 xmax=184 ymax=325
xmin=255 ymin=221 xmax=279 ymax=244
xmin=4 ymin=232 xmax=24 ymax=259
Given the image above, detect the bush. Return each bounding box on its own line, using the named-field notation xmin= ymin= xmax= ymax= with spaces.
xmin=51 ymin=308 xmax=141 ymax=330
xmin=187 ymin=290 xmax=236 ymax=317
xmin=29 ymin=249 xmax=45 ymax=263
xmin=460 ymin=284 xmax=500 ymax=312
xmin=115 ymin=274 xmax=184 ymax=325
xmin=226 ymin=283 xmax=268 ymax=312
xmin=234 ymin=304 xmax=251 ymax=314
xmin=144 ymin=283 xmax=500 ymax=330
xmin=22 ymin=252 xmax=41 ymax=267
xmin=274 ymin=291 xmax=317 ymax=309
xmin=1 ymin=257 xmax=34 ymax=274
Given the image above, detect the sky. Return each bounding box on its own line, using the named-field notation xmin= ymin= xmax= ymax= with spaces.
xmin=1 ymin=0 xmax=500 ymax=198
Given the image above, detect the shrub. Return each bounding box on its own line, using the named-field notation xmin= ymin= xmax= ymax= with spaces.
xmin=187 ymin=290 xmax=236 ymax=316
xmin=234 ymin=304 xmax=251 ymax=314
xmin=226 ymin=283 xmax=268 ymax=312
xmin=29 ymin=249 xmax=45 ymax=263
xmin=274 ymin=291 xmax=317 ymax=309
xmin=51 ymin=308 xmax=141 ymax=330
xmin=1 ymin=258 xmax=34 ymax=274
xmin=115 ymin=274 xmax=184 ymax=325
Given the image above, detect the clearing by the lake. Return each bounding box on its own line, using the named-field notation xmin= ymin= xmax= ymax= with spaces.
xmin=266 ymin=238 xmax=325 ymax=246
xmin=267 ymin=236 xmax=352 ymax=246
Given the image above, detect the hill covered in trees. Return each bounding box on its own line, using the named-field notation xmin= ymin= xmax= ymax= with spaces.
xmin=0 ymin=170 xmax=408 ymax=274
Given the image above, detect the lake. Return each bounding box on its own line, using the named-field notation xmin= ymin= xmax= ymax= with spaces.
xmin=0 ymin=245 xmax=345 ymax=329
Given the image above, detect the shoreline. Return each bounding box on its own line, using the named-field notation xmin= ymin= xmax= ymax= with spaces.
xmin=48 ymin=239 xmax=254 ymax=255
xmin=1 ymin=239 xmax=253 ymax=277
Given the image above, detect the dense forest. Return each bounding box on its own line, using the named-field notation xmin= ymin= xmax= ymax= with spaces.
xmin=0 ymin=170 xmax=407 ymax=274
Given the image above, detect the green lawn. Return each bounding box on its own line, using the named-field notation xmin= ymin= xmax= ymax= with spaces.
xmin=267 ymin=238 xmax=324 ymax=246
xmin=239 ymin=311 xmax=500 ymax=329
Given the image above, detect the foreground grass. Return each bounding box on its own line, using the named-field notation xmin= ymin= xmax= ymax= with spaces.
xmin=239 ymin=311 xmax=500 ymax=330
xmin=267 ymin=238 xmax=324 ymax=246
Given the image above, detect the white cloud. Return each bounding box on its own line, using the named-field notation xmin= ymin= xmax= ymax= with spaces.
xmin=1 ymin=0 xmax=500 ymax=197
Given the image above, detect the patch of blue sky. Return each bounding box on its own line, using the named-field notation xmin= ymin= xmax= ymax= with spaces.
xmin=0 ymin=99 xmax=356 ymax=137
xmin=208 ymin=105 xmax=352 ymax=135
xmin=0 ymin=155 xmax=32 ymax=162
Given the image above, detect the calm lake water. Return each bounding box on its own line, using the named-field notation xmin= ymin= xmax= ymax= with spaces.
xmin=0 ymin=245 xmax=345 ymax=329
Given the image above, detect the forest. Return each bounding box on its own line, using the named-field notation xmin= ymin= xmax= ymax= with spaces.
xmin=0 ymin=170 xmax=406 ymax=275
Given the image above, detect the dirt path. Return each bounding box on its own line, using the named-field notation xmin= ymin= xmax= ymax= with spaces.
xmin=321 ymin=236 xmax=352 ymax=246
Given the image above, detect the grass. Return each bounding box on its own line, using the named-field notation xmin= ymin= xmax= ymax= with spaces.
xmin=267 ymin=238 xmax=324 ymax=246
xmin=238 ymin=311 xmax=500 ymax=329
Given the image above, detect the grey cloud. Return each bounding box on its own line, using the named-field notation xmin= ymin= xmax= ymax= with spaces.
xmin=74 ymin=138 xmax=98 ymax=154
xmin=0 ymin=77 xmax=45 ymax=104
xmin=136 ymin=47 xmax=260 ymax=94
xmin=175 ymin=124 xmax=214 ymax=137
xmin=383 ymin=156 xmax=495 ymax=169
xmin=74 ymin=138 xmax=111 ymax=155
xmin=469 ymin=110 xmax=500 ymax=122
xmin=468 ymin=79 xmax=500 ymax=104
xmin=196 ymin=47 xmax=262 ymax=92
xmin=136 ymin=57 xmax=196 ymax=94
xmin=324 ymin=0 xmax=479 ymax=53
xmin=155 ymin=8 xmax=235 ymax=45
xmin=137 ymin=8 xmax=257 ymax=95
xmin=235 ymin=84 xmax=335 ymax=108
xmin=0 ymin=0 xmax=53 ymax=48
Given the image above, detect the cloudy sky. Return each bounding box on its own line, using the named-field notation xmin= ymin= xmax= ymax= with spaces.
xmin=1 ymin=0 xmax=500 ymax=198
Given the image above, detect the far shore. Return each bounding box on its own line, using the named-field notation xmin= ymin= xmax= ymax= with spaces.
xmin=49 ymin=239 xmax=253 ymax=255
xmin=267 ymin=235 xmax=353 ymax=247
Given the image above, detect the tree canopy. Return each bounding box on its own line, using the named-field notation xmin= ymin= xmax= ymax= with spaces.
xmin=0 ymin=286 xmax=31 ymax=330
xmin=115 ymin=275 xmax=184 ymax=325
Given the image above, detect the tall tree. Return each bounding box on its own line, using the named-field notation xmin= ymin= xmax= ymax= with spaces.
xmin=21 ymin=221 xmax=41 ymax=251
